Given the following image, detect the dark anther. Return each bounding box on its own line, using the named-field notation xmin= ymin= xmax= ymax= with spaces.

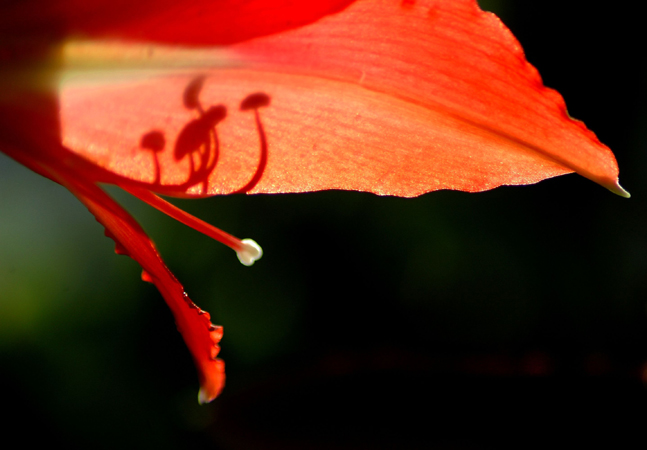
xmin=240 ymin=92 xmax=271 ymax=111
xmin=174 ymin=104 xmax=227 ymax=162
xmin=184 ymin=76 xmax=207 ymax=111
xmin=140 ymin=130 xmax=166 ymax=152
xmin=136 ymin=77 xmax=227 ymax=190
xmin=203 ymin=105 xmax=228 ymax=127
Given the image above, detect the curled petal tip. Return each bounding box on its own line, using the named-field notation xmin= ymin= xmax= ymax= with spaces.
xmin=607 ymin=181 xmax=631 ymax=198
xmin=198 ymin=387 xmax=215 ymax=405
xmin=236 ymin=239 xmax=263 ymax=266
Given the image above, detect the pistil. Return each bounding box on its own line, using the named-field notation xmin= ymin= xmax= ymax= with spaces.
xmin=123 ymin=186 xmax=262 ymax=266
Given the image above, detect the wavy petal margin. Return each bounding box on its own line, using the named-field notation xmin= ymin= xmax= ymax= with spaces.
xmin=63 ymin=179 xmax=226 ymax=404
xmin=0 ymin=140 xmax=225 ymax=403
xmin=59 ymin=0 xmax=627 ymax=198
xmin=0 ymin=0 xmax=629 ymax=405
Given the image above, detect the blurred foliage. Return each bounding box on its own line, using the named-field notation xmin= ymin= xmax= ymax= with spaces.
xmin=1 ymin=1 xmax=646 ymax=448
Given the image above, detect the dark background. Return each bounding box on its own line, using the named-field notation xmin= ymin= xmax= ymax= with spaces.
xmin=1 ymin=1 xmax=645 ymax=448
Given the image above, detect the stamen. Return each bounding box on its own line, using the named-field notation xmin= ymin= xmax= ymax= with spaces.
xmin=123 ymin=186 xmax=262 ymax=265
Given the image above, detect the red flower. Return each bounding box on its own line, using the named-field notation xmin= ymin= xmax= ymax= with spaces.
xmin=0 ymin=0 xmax=628 ymax=403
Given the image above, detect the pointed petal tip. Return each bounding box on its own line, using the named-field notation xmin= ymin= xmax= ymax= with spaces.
xmin=607 ymin=181 xmax=630 ymax=198
xmin=197 ymin=375 xmax=224 ymax=404
xmin=197 ymin=358 xmax=226 ymax=404
xmin=198 ymin=387 xmax=215 ymax=405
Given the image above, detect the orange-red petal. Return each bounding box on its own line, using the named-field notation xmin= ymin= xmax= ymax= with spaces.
xmin=64 ymin=176 xmax=226 ymax=403
xmin=58 ymin=0 xmax=627 ymax=199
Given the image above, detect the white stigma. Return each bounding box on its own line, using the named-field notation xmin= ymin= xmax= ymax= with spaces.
xmin=236 ymin=239 xmax=263 ymax=266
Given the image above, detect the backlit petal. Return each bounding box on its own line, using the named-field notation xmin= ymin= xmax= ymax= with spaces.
xmin=60 ymin=171 xmax=227 ymax=403
xmin=58 ymin=0 xmax=627 ymax=199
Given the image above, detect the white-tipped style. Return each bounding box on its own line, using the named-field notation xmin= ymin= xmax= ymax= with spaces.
xmin=236 ymin=239 xmax=263 ymax=266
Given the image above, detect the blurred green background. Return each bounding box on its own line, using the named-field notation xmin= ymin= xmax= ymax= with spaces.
xmin=1 ymin=1 xmax=645 ymax=448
